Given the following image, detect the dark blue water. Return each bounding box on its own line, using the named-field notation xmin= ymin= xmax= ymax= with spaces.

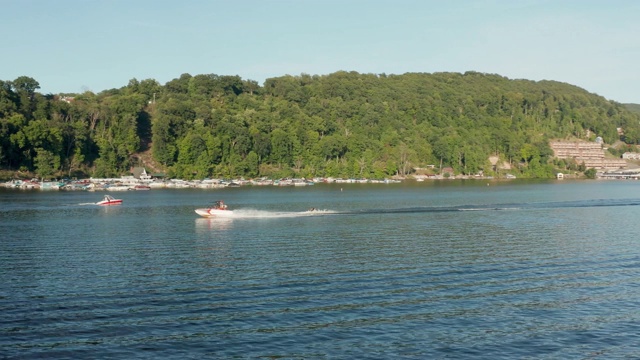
xmin=2 ymin=180 xmax=640 ymax=359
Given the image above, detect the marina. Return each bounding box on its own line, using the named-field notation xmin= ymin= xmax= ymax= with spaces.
xmin=0 ymin=176 xmax=402 ymax=191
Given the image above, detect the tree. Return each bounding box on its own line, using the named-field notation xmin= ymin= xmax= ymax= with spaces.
xmin=0 ymin=80 xmax=18 ymax=118
xmin=34 ymin=148 xmax=60 ymax=178
xmin=152 ymin=116 xmax=176 ymax=166
xmin=520 ymin=143 xmax=539 ymax=165
xmin=12 ymin=76 xmax=41 ymax=118
xmin=270 ymin=128 xmax=293 ymax=166
xmin=12 ymin=76 xmax=40 ymax=94
xmin=584 ymin=168 xmax=597 ymax=179
xmin=245 ymin=151 xmax=259 ymax=177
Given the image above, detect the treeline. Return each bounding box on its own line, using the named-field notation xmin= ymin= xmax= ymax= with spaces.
xmin=624 ymin=103 xmax=640 ymax=115
xmin=1 ymin=71 xmax=639 ymax=180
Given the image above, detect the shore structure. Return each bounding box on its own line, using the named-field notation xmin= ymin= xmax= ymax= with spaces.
xmin=550 ymin=140 xmax=627 ymax=170
xmin=597 ymin=168 xmax=640 ymax=180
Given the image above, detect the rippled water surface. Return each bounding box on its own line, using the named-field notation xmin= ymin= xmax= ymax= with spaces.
xmin=2 ymin=180 xmax=640 ymax=358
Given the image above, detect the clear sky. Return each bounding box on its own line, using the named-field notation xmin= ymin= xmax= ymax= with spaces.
xmin=1 ymin=0 xmax=638 ymax=103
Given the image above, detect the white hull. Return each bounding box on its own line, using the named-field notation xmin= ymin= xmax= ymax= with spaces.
xmin=97 ymin=199 xmax=122 ymax=205
xmin=195 ymin=208 xmax=234 ymax=218
xmin=97 ymin=195 xmax=122 ymax=205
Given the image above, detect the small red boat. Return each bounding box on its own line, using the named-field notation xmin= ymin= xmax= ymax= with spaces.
xmin=96 ymin=195 xmax=123 ymax=206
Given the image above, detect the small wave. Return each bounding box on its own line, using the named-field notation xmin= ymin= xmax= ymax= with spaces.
xmin=336 ymin=198 xmax=640 ymax=216
xmin=458 ymin=207 xmax=522 ymax=211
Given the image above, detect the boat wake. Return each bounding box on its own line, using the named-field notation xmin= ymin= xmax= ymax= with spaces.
xmin=217 ymin=209 xmax=336 ymax=219
xmin=342 ymin=198 xmax=640 ymax=216
xmin=196 ymin=198 xmax=640 ymax=220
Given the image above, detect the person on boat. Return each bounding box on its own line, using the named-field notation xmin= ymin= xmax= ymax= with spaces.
xmin=213 ymin=200 xmax=227 ymax=210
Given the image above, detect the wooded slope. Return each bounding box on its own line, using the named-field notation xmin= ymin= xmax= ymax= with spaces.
xmin=1 ymin=71 xmax=638 ymax=179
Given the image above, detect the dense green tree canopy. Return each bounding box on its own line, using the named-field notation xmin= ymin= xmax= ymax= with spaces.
xmin=1 ymin=71 xmax=638 ymax=179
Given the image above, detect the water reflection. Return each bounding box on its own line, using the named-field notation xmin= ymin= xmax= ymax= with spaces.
xmin=195 ymin=217 xmax=234 ymax=232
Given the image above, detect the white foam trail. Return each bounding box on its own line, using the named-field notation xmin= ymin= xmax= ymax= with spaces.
xmin=226 ymin=209 xmax=335 ymax=219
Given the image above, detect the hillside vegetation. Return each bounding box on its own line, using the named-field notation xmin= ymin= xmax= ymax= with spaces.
xmin=624 ymin=103 xmax=640 ymax=115
xmin=1 ymin=71 xmax=639 ymax=180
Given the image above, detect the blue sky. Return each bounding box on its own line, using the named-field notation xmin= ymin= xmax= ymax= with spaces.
xmin=1 ymin=0 xmax=638 ymax=103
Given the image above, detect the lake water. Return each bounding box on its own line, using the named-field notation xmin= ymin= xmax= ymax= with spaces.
xmin=2 ymin=180 xmax=640 ymax=359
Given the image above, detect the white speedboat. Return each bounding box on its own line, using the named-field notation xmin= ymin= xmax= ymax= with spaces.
xmin=96 ymin=194 xmax=122 ymax=206
xmin=195 ymin=200 xmax=234 ymax=218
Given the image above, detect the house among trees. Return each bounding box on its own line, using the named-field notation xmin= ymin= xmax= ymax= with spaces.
xmin=488 ymin=155 xmax=512 ymax=172
xmin=441 ymin=167 xmax=455 ymax=177
xmin=131 ymin=167 xmax=152 ymax=181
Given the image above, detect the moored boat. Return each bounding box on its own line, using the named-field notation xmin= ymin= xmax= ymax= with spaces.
xmin=96 ymin=194 xmax=123 ymax=206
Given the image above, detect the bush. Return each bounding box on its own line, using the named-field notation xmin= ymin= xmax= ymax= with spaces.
xmin=584 ymin=168 xmax=597 ymax=179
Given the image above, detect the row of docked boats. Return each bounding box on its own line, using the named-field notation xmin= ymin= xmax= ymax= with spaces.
xmin=89 ymin=184 xmax=151 ymax=191
xmin=2 ymin=176 xmax=402 ymax=191
xmin=0 ymin=179 xmax=154 ymax=191
xmin=1 ymin=179 xmax=69 ymax=190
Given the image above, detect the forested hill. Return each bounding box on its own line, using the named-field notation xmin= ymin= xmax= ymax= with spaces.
xmin=624 ymin=103 xmax=640 ymax=114
xmin=1 ymin=71 xmax=639 ymax=180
